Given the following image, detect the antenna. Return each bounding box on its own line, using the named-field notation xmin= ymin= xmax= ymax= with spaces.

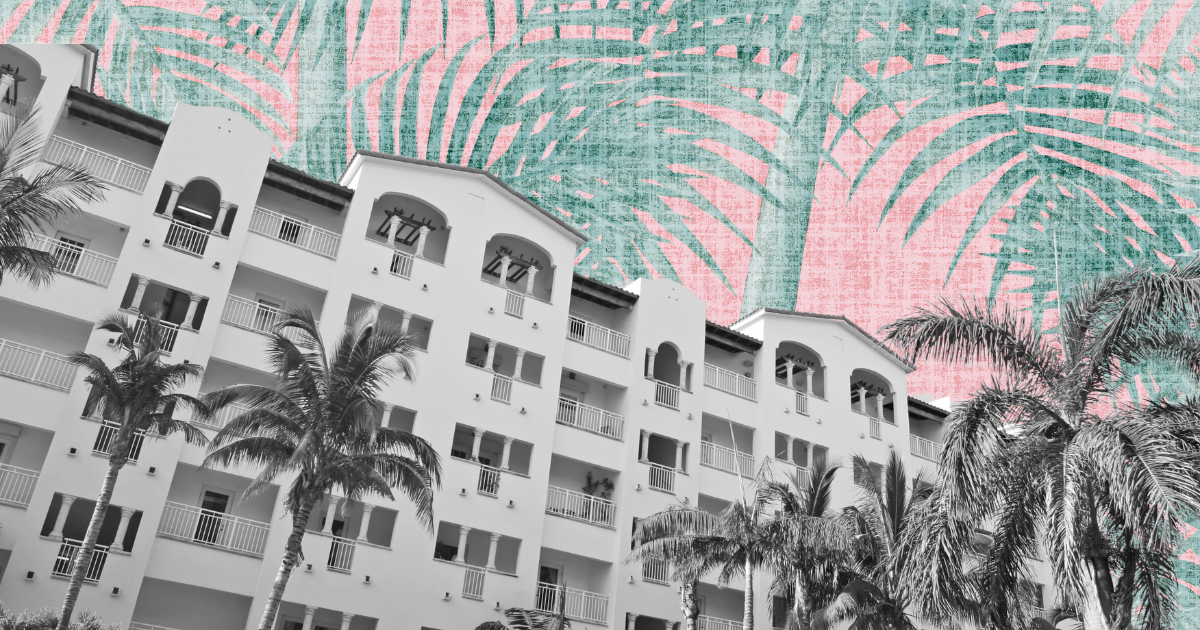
xmin=726 ymin=409 xmax=750 ymax=506
xmin=1053 ymin=230 xmax=1063 ymax=313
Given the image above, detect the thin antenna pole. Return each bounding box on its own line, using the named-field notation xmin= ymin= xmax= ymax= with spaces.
xmin=726 ymin=410 xmax=750 ymax=506
xmin=1053 ymin=230 xmax=1062 ymax=313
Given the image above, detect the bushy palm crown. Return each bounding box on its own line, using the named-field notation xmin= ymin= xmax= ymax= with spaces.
xmin=0 ymin=107 xmax=104 ymax=287
xmin=881 ymin=259 xmax=1200 ymax=630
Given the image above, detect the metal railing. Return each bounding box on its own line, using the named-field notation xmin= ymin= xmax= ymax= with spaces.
xmin=704 ymin=363 xmax=757 ymax=400
xmin=648 ymin=462 xmax=676 ymax=493
xmin=463 ymin=566 xmax=486 ymax=599
xmin=869 ymin=418 xmax=881 ymax=440
xmin=566 ymin=316 xmax=631 ymax=357
xmin=390 ymin=250 xmax=414 ymax=278
xmin=641 ymin=558 xmax=669 ymax=584
xmin=133 ymin=315 xmax=181 ymax=353
xmin=0 ymin=338 xmax=76 ymax=390
xmin=796 ymin=391 xmax=809 ymax=415
xmin=534 ymin=582 xmax=610 ymax=624
xmin=545 ymin=486 xmax=616 ymax=527
xmin=505 ymin=290 xmax=526 ymax=318
xmin=699 ymin=615 xmax=745 ymax=630
xmin=478 ymin=465 xmax=501 ymax=496
xmin=196 ymin=401 xmax=251 ymax=431
xmin=0 ymin=463 xmax=38 ymax=507
xmin=157 ymin=501 xmax=271 ymax=556
xmin=44 ymin=136 xmax=152 ymax=192
xmin=910 ymin=435 xmax=943 ymax=462
xmin=220 ymin=296 xmax=314 ymax=343
xmin=555 ymin=397 xmax=625 ymax=440
xmin=249 ymin=207 xmax=340 ymax=258
xmin=327 ymin=535 xmax=355 ymax=572
xmin=491 ymin=373 xmax=513 ymax=402
xmin=700 ymin=442 xmax=754 ymax=476
xmin=654 ymin=379 xmax=680 ymax=409
xmin=164 ymin=220 xmax=210 ymax=256
xmin=27 ymin=234 xmax=118 ymax=286
xmin=51 ymin=539 xmax=108 ymax=583
xmin=92 ymin=421 xmax=146 ymax=463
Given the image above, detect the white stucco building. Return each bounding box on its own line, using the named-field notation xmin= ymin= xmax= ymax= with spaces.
xmin=0 ymin=44 xmax=1051 ymax=630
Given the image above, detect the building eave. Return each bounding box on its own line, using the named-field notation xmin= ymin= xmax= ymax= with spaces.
xmin=571 ymin=273 xmax=639 ymax=310
xmin=264 ymin=159 xmax=354 ymax=211
xmin=65 ymin=86 xmax=168 ymax=145
xmin=736 ymin=308 xmax=916 ymax=372
xmin=908 ymin=396 xmax=950 ymax=421
xmin=705 ymin=321 xmax=762 ymax=354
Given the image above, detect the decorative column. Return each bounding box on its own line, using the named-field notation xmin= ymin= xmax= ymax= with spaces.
xmin=804 ymin=368 xmax=814 ymax=394
xmin=646 ymin=348 xmax=657 ymax=379
xmin=339 ymin=612 xmax=353 ymax=630
xmin=679 ymin=360 xmax=692 ymax=390
xmin=129 ymin=276 xmax=151 ymax=313
xmin=486 ymin=532 xmax=501 ymax=570
xmin=415 ymin=225 xmax=430 ymax=257
xmin=662 ymin=620 xmax=672 ymax=630
xmin=674 ymin=440 xmax=685 ymax=472
xmin=470 ymin=429 xmax=485 ymax=461
xmin=357 ymin=504 xmax=375 ymax=543
xmin=500 ymin=437 xmax=514 ymax=470
xmin=301 ymin=606 xmax=317 ymax=630
xmin=455 ymin=526 xmax=471 ymax=562
xmin=381 ymin=404 xmax=393 ymax=427
xmin=783 ymin=359 xmax=795 ymax=388
xmin=180 ymin=293 xmax=203 ymax=330
xmin=400 ymin=312 xmax=413 ymax=335
xmin=876 ymin=391 xmax=886 ymax=419
xmin=785 ymin=438 xmax=793 ymax=464
xmin=640 ymin=431 xmax=650 ymax=462
xmin=856 ymin=386 xmax=867 ymax=414
xmin=513 ymin=349 xmax=526 ymax=381
xmin=321 ymin=496 xmax=340 ymax=534
xmin=110 ymin=507 xmax=136 ymax=551
xmin=366 ymin=301 xmax=382 ymax=324
xmin=165 ymin=183 xmax=184 ymax=215
xmin=525 ymin=266 xmax=539 ymax=295
xmin=806 ymin=442 xmax=815 ymax=469
xmin=50 ymin=495 xmax=76 ymax=540
xmin=496 ymin=256 xmax=511 ymax=286
xmin=386 ymin=215 xmax=402 ymax=246
xmin=626 ymin=614 xmax=639 ymax=630
xmin=212 ymin=200 xmax=232 ymax=234
xmin=485 ymin=340 xmax=498 ymax=372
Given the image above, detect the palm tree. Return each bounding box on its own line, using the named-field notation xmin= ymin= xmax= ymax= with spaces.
xmin=881 ymin=259 xmax=1200 ymax=630
xmin=203 ymin=306 xmax=442 ymax=630
xmin=57 ymin=310 xmax=209 ymax=630
xmin=475 ymin=602 xmax=571 ymax=630
xmin=760 ymin=459 xmax=854 ymax=630
xmin=0 ymin=106 xmax=105 ymax=287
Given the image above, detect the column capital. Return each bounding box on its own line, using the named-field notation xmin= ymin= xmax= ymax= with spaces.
xmin=503 ymin=436 xmax=515 ymax=445
xmin=168 ymin=182 xmax=185 ymax=194
xmin=361 ymin=503 xmax=375 ymax=514
xmin=136 ymin=276 xmax=151 ymax=287
xmin=341 ymin=613 xmax=354 ymax=624
xmin=805 ymin=367 xmax=815 ymax=375
xmin=60 ymin=494 xmax=77 ymax=504
xmin=515 ymin=348 xmax=526 ymax=356
xmin=473 ymin=428 xmax=485 ymax=437
xmin=489 ymin=532 xmax=502 ymax=542
xmin=305 ymin=606 xmax=318 ymax=615
xmin=388 ymin=215 xmax=401 ymax=226
xmin=675 ymin=438 xmax=684 ymax=447
xmin=401 ymin=312 xmax=413 ymax=321
xmin=120 ymin=506 xmax=136 ymax=518
xmin=647 ymin=348 xmax=657 ymax=356
xmin=487 ymin=339 xmax=498 ymax=349
xmin=418 ymin=225 xmax=430 ymax=235
xmin=460 ymin=525 xmax=473 ymax=534
xmin=500 ymin=255 xmax=511 ymax=263
xmin=218 ymin=200 xmax=234 ymax=211
xmin=784 ymin=358 xmax=795 ymax=367
xmin=327 ymin=495 xmax=341 ymax=507
xmin=188 ymin=292 xmax=203 ymax=302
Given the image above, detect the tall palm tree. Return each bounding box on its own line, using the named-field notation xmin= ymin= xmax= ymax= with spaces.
xmin=881 ymin=259 xmax=1200 ymax=630
xmin=203 ymin=306 xmax=442 ymax=630
xmin=761 ymin=459 xmax=854 ymax=630
xmin=0 ymin=106 xmax=105 ymax=287
xmin=58 ymin=310 xmax=210 ymax=630
xmin=476 ymin=601 xmax=571 ymax=630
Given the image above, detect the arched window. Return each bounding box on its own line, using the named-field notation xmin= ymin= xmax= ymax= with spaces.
xmin=775 ymin=341 xmax=825 ymax=398
xmin=849 ymin=368 xmax=894 ymax=423
xmin=479 ymin=234 xmax=556 ymax=302
xmin=368 ymin=194 xmax=450 ymax=264
xmin=646 ymin=342 xmax=684 ymax=386
xmin=172 ymin=179 xmax=224 ymax=232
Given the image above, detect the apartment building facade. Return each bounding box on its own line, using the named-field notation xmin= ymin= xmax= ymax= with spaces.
xmin=0 ymin=44 xmax=1053 ymax=630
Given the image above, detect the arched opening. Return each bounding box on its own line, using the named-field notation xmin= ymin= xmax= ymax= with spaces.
xmin=648 ymin=342 xmax=681 ymax=386
xmin=0 ymin=47 xmax=44 ymax=118
xmin=367 ymin=193 xmax=450 ymax=264
xmin=479 ymin=234 xmax=556 ymax=302
xmin=172 ymin=179 xmax=222 ymax=231
xmin=850 ymin=368 xmax=894 ymax=423
xmin=775 ymin=341 xmax=825 ymax=398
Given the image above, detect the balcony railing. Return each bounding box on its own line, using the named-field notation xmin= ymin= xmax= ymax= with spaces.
xmin=0 ymin=338 xmax=76 ymax=390
xmin=92 ymin=421 xmax=146 ymax=463
xmin=555 ymin=397 xmax=624 ymax=440
xmin=699 ymin=615 xmax=745 ymax=630
xmin=327 ymin=535 xmax=355 ymax=572
xmin=534 ymin=583 xmax=610 ymax=624
xmin=478 ymin=464 xmax=501 ymax=497
xmin=43 ymin=136 xmax=152 ymax=193
xmin=641 ymin=558 xmax=669 ymax=584
xmin=910 ymin=435 xmax=943 ymax=463
xmin=163 ymin=220 xmax=210 ymax=256
xmin=491 ymin=373 xmax=513 ymax=403
xmin=700 ymin=442 xmax=754 ymax=477
xmin=505 ymin=290 xmax=526 ymax=318
xmin=566 ymin=316 xmax=631 ymax=358
xmin=51 ymin=539 xmax=108 ymax=583
xmin=795 ymin=391 xmax=809 ymax=415
xmin=249 ymin=207 xmax=340 ymax=258
xmin=869 ymin=418 xmax=881 ymax=440
xmin=704 ymin=363 xmax=757 ymax=400
xmin=648 ymin=462 xmax=676 ymax=493
xmin=653 ymin=379 xmax=680 ymax=410
xmin=463 ymin=566 xmax=486 ymax=599
xmin=133 ymin=315 xmax=181 ymax=354
xmin=220 ymin=296 xmax=314 ymax=344
xmin=546 ymin=486 xmax=616 ymax=527
xmin=27 ymin=234 xmax=118 ymax=286
xmin=157 ymin=501 xmax=271 ymax=556
xmin=390 ymin=250 xmax=414 ymax=278
xmin=196 ymin=401 xmax=251 ymax=432
xmin=0 ymin=463 xmax=38 ymax=507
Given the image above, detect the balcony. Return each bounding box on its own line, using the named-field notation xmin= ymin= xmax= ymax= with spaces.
xmin=156 ymin=501 xmax=270 ymax=557
xmin=910 ymin=435 xmax=943 ymax=463
xmin=51 ymin=538 xmax=108 ymax=583
xmin=545 ymin=486 xmax=616 ymax=528
xmin=249 ymin=206 xmax=340 ymax=258
xmin=555 ymin=397 xmax=624 ymax=440
xmin=653 ymin=379 xmax=680 ymax=410
xmin=491 ymin=373 xmax=513 ymax=403
xmin=327 ymin=535 xmax=355 ymax=572
xmin=704 ymin=363 xmax=756 ymax=401
xmin=0 ymin=337 xmax=76 ymax=390
xmin=220 ymin=296 xmax=314 ymax=343
xmin=390 ymin=249 xmax=414 ymax=278
xmin=567 ymin=316 xmax=631 ymax=358
xmin=505 ymin=290 xmax=526 ymax=318
xmin=43 ymin=136 xmax=152 ymax=193
xmin=89 ymin=418 xmax=146 ymax=463
xmin=0 ymin=463 xmax=38 ymax=507
xmin=795 ymin=391 xmax=808 ymax=415
xmin=133 ymin=315 xmax=181 ymax=354
xmin=163 ymin=219 xmax=211 ymax=257
xmin=870 ymin=417 xmax=881 ymax=440
xmin=477 ymin=464 xmax=501 ymax=497
xmin=463 ymin=565 xmax=486 ymax=599
xmin=196 ymin=401 xmax=251 ymax=432
xmin=647 ymin=463 xmax=676 ymax=493
xmin=534 ymin=583 xmax=610 ymax=624
xmin=699 ymin=616 xmax=744 ymax=630
xmin=27 ymin=233 xmax=117 ymax=286
xmin=700 ymin=442 xmax=753 ymax=477
xmin=641 ymin=558 xmax=669 ymax=584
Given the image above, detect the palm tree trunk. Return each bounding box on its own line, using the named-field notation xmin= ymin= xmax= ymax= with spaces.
xmin=793 ymin=575 xmax=810 ymax=630
xmin=56 ymin=448 xmax=126 ymax=630
xmin=257 ymin=498 xmax=316 ymax=630
xmin=742 ymin=556 xmax=754 ymax=630
xmin=680 ymin=578 xmax=699 ymax=630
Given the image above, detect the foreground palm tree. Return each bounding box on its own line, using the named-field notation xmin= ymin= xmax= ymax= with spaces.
xmin=203 ymin=307 xmax=441 ymax=630
xmin=0 ymin=106 xmax=105 ymax=287
xmin=58 ymin=311 xmax=209 ymax=630
xmin=882 ymin=260 xmax=1200 ymax=630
